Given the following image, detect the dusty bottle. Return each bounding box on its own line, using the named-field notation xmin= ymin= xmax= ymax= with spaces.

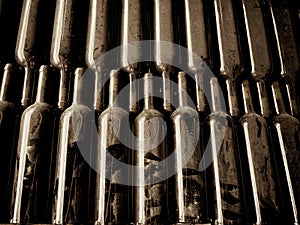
xmin=0 ymin=64 xmax=22 ymax=223
xmin=10 ymin=65 xmax=58 ymax=224
xmin=95 ymin=70 xmax=131 ymax=225
xmin=134 ymin=73 xmax=168 ymax=225
xmin=270 ymin=81 xmax=300 ymax=224
xmin=268 ymin=0 xmax=300 ymax=117
xmin=51 ymin=0 xmax=89 ymax=111
xmin=238 ymin=80 xmax=281 ymax=224
xmin=170 ymin=72 xmax=207 ymax=224
xmin=183 ymin=0 xmax=209 ymax=114
xmin=15 ymin=0 xmax=55 ymax=108
xmin=203 ymin=77 xmax=244 ymax=224
xmin=53 ymin=68 xmax=94 ymax=225
xmin=213 ymin=0 xmax=242 ymax=117
xmin=154 ymin=0 xmax=176 ymax=114
xmin=86 ymin=0 xmax=110 ymax=114
xmin=120 ymin=0 xmax=144 ymax=114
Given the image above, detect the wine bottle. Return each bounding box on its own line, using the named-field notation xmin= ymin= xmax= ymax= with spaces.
xmin=270 ymin=81 xmax=300 ymax=224
xmin=86 ymin=0 xmax=110 ymax=114
xmin=213 ymin=0 xmax=242 ymax=117
xmin=183 ymin=0 xmax=209 ymax=114
xmin=15 ymin=0 xmax=55 ymax=108
xmin=241 ymin=0 xmax=271 ymax=118
xmin=238 ymin=80 xmax=281 ymax=224
xmin=0 ymin=64 xmax=22 ymax=223
xmin=53 ymin=68 xmax=94 ymax=225
xmin=203 ymin=77 xmax=244 ymax=224
xmin=120 ymin=0 xmax=143 ymax=114
xmin=154 ymin=0 xmax=176 ymax=113
xmin=268 ymin=0 xmax=300 ymax=117
xmin=10 ymin=65 xmax=58 ymax=224
xmin=51 ymin=0 xmax=89 ymax=111
xmin=95 ymin=70 xmax=131 ymax=225
xmin=170 ymin=72 xmax=207 ymax=224
xmin=134 ymin=73 xmax=168 ymax=225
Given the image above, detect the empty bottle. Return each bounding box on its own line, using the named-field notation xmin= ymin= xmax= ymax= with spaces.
xmin=53 ymin=68 xmax=94 ymax=225
xmin=270 ymin=81 xmax=300 ymax=224
xmin=203 ymin=77 xmax=244 ymax=224
xmin=238 ymin=80 xmax=281 ymax=224
xmin=170 ymin=72 xmax=207 ymax=224
xmin=134 ymin=73 xmax=168 ymax=225
xmin=11 ymin=65 xmax=58 ymax=224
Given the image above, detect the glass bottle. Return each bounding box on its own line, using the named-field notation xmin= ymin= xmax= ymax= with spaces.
xmin=203 ymin=77 xmax=244 ymax=224
xmin=51 ymin=0 xmax=89 ymax=110
xmin=170 ymin=72 xmax=207 ymax=224
xmin=0 ymin=64 xmax=22 ymax=223
xmin=270 ymin=81 xmax=300 ymax=224
xmin=95 ymin=70 xmax=131 ymax=225
xmin=10 ymin=65 xmax=58 ymax=224
xmin=134 ymin=73 xmax=168 ymax=225
xmin=53 ymin=68 xmax=94 ymax=225
xmin=238 ymin=80 xmax=281 ymax=224
xmin=16 ymin=0 xmax=55 ymax=108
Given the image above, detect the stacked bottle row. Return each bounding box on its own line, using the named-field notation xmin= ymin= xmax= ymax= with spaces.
xmin=0 ymin=0 xmax=299 ymax=224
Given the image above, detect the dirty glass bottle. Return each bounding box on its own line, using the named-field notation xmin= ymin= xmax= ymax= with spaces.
xmin=53 ymin=68 xmax=94 ymax=225
xmin=0 ymin=64 xmax=22 ymax=223
xmin=170 ymin=72 xmax=208 ymax=224
xmin=238 ymin=80 xmax=281 ymax=224
xmin=134 ymin=73 xmax=168 ymax=225
xmin=95 ymin=70 xmax=131 ymax=225
xmin=203 ymin=77 xmax=244 ymax=224
xmin=10 ymin=65 xmax=58 ymax=224
xmin=270 ymin=81 xmax=300 ymax=224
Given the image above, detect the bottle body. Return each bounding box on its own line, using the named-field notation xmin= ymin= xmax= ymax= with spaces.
xmin=95 ymin=106 xmax=132 ymax=225
xmin=53 ymin=104 xmax=93 ymax=225
xmin=239 ymin=113 xmax=281 ymax=224
xmin=134 ymin=108 xmax=168 ymax=225
xmin=170 ymin=106 xmax=207 ymax=224
xmin=11 ymin=103 xmax=57 ymax=224
xmin=203 ymin=112 xmax=244 ymax=224
xmin=0 ymin=101 xmax=19 ymax=223
xmin=271 ymin=114 xmax=300 ymax=224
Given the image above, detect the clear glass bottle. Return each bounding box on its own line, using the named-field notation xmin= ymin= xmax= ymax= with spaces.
xmin=203 ymin=77 xmax=244 ymax=224
xmin=51 ymin=0 xmax=89 ymax=111
xmin=170 ymin=72 xmax=207 ymax=224
xmin=10 ymin=65 xmax=58 ymax=224
xmin=0 ymin=64 xmax=22 ymax=223
xmin=53 ymin=68 xmax=94 ymax=225
xmin=270 ymin=81 xmax=300 ymax=224
xmin=134 ymin=72 xmax=168 ymax=225
xmin=95 ymin=70 xmax=131 ymax=225
xmin=16 ymin=0 xmax=55 ymax=108
xmin=238 ymin=80 xmax=281 ymax=224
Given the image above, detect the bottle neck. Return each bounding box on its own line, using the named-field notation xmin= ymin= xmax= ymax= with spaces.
xmin=144 ymin=73 xmax=154 ymax=110
xmin=241 ymin=80 xmax=255 ymax=114
xmin=108 ymin=70 xmax=119 ymax=107
xmin=178 ymin=72 xmax=188 ymax=107
xmin=0 ymin=64 xmax=13 ymax=101
xmin=72 ymin=67 xmax=86 ymax=105
xmin=271 ymin=81 xmax=286 ymax=115
xmin=35 ymin=65 xmax=50 ymax=103
xmin=210 ymin=77 xmax=223 ymax=112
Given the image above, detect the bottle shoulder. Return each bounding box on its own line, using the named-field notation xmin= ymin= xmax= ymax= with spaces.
xmin=0 ymin=101 xmax=16 ymax=113
xmin=170 ymin=106 xmax=198 ymax=119
xmin=135 ymin=108 xmax=164 ymax=121
xmin=98 ymin=106 xmax=128 ymax=121
xmin=239 ymin=112 xmax=266 ymax=125
xmin=272 ymin=113 xmax=299 ymax=126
